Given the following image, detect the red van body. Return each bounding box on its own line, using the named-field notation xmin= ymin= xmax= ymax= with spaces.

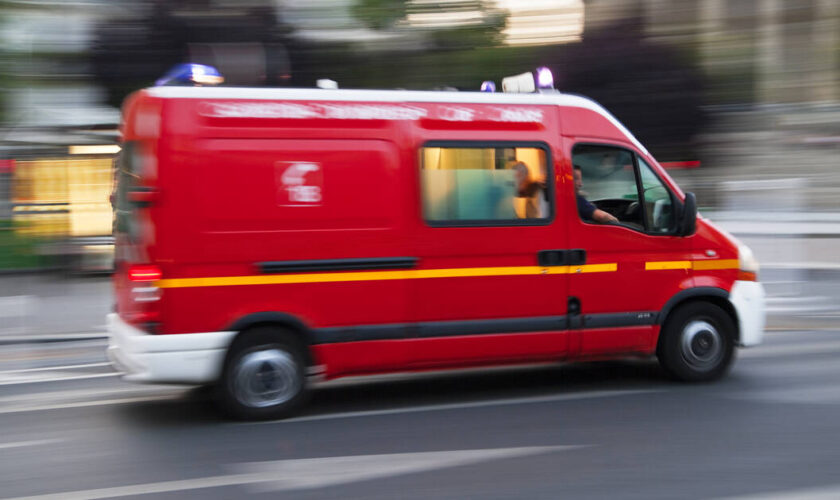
xmin=108 ymin=86 xmax=765 ymax=419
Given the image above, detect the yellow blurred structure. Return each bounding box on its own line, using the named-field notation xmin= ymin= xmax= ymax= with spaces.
xmin=12 ymin=157 xmax=113 ymax=238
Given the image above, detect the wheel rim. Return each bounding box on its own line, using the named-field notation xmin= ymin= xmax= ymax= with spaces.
xmin=680 ymin=320 xmax=723 ymax=370
xmin=232 ymin=348 xmax=300 ymax=408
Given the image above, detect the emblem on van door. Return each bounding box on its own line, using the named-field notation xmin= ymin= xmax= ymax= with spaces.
xmin=277 ymin=162 xmax=323 ymax=206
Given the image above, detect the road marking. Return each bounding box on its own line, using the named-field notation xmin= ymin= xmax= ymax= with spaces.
xmin=237 ymin=445 xmax=588 ymax=492
xmin=0 ymin=438 xmax=65 ymax=450
xmin=5 ymin=445 xmax=585 ymax=499
xmin=0 ymin=372 xmax=120 ymax=386
xmin=0 ymin=386 xmax=183 ymax=404
xmin=0 ymin=362 xmax=111 ymax=375
xmin=717 ymin=484 xmax=840 ymax=499
xmin=740 ymin=339 xmax=840 ymax=358
xmin=0 ymin=395 xmax=179 ymax=415
xmin=744 ymin=358 xmax=840 ymax=377
xmin=732 ymin=383 xmax=840 ymax=405
xmin=254 ymin=388 xmax=663 ymax=425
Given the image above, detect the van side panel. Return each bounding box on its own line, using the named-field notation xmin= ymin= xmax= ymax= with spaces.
xmin=162 ymin=135 xmax=409 ymax=331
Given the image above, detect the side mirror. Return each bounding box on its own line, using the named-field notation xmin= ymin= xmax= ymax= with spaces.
xmin=680 ymin=192 xmax=697 ymax=236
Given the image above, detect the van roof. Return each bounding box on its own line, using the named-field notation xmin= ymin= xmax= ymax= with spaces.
xmin=143 ymin=87 xmax=648 ymax=155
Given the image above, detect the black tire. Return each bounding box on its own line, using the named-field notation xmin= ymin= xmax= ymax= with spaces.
xmin=657 ymin=302 xmax=735 ymax=382
xmin=217 ymin=327 xmax=309 ymax=420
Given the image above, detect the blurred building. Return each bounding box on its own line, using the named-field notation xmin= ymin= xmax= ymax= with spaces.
xmin=583 ymin=0 xmax=840 ymax=105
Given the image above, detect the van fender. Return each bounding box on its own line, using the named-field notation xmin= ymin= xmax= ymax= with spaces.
xmin=225 ymin=312 xmax=315 ymax=365
xmin=657 ymin=287 xmax=739 ymax=340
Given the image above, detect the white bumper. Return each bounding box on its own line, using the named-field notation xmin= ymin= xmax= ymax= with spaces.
xmin=107 ymin=313 xmax=237 ymax=384
xmin=730 ymin=281 xmax=765 ymax=347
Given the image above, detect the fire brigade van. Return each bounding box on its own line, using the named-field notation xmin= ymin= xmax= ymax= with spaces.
xmin=108 ymin=68 xmax=765 ymax=420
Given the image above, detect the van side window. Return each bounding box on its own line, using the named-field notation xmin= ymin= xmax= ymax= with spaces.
xmin=572 ymin=144 xmax=676 ymax=234
xmin=420 ymin=144 xmax=550 ymax=224
xmin=638 ymin=158 xmax=675 ymax=233
xmin=572 ymin=145 xmax=642 ymax=229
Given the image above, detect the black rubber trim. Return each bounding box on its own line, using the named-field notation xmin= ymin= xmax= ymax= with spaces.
xmin=230 ymin=310 xmax=664 ymax=346
xmin=313 ymin=323 xmax=406 ymax=344
xmin=258 ymin=257 xmax=418 ymax=274
xmin=657 ymin=287 xmax=729 ymax=325
xmin=417 ymin=316 xmax=567 ymax=338
xmin=313 ymin=316 xmax=567 ymax=344
xmin=227 ymin=311 xmax=310 ymax=335
xmin=583 ymin=311 xmax=658 ymax=329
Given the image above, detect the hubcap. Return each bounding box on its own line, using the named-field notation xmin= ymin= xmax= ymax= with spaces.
xmin=680 ymin=320 xmax=722 ymax=369
xmin=232 ymin=349 xmax=300 ymax=408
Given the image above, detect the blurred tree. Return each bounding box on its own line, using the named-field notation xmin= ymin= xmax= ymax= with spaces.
xmin=427 ymin=2 xmax=508 ymax=51
xmin=351 ymin=0 xmax=508 ymax=50
xmin=90 ymin=1 xmax=293 ymax=109
xmin=352 ymin=0 xmax=408 ymax=30
xmin=554 ymin=17 xmax=708 ymax=160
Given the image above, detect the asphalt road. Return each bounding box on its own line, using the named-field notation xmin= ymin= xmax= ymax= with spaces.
xmin=2 ymin=328 xmax=840 ymax=499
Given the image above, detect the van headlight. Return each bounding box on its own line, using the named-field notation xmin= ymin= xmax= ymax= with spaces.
xmin=737 ymin=244 xmax=759 ymax=282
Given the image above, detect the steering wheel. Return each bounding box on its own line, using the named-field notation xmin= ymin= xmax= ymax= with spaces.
xmin=625 ymin=201 xmax=640 ymax=218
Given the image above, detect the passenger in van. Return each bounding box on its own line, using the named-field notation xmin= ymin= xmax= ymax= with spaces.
xmin=573 ymin=164 xmax=618 ymax=224
xmin=512 ymin=162 xmax=548 ymax=219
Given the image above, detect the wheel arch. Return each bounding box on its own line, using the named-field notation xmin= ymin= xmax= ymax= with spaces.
xmin=658 ymin=287 xmax=739 ymax=344
xmin=224 ymin=312 xmax=316 ymax=366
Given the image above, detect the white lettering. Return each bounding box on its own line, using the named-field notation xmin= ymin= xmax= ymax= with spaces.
xmin=286 ymin=186 xmax=322 ymax=203
xmin=320 ymin=104 xmax=427 ymax=121
xmin=494 ymin=108 xmax=544 ymax=123
xmin=438 ymin=106 xmax=475 ymax=122
xmin=202 ymin=103 xmax=321 ymax=119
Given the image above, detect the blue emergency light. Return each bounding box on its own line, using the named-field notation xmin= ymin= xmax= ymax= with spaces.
xmin=480 ymin=81 xmax=496 ymax=93
xmin=155 ymin=63 xmax=224 ymax=87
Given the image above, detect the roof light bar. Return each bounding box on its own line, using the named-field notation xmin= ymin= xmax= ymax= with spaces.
xmin=155 ymin=64 xmax=224 ymax=87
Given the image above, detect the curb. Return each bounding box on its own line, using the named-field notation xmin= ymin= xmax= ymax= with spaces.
xmin=0 ymin=333 xmax=107 ymax=345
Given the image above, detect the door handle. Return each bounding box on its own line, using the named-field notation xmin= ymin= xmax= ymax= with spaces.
xmin=537 ymin=249 xmax=587 ymax=266
xmin=567 ymin=249 xmax=586 ymax=266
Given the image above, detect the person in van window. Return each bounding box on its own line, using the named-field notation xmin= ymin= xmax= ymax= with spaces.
xmin=574 ymin=164 xmax=618 ymax=224
xmin=512 ymin=162 xmax=547 ymax=218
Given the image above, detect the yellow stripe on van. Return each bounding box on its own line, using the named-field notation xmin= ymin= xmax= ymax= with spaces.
xmin=692 ymin=259 xmax=739 ymax=271
xmin=155 ymin=264 xmax=619 ymax=289
xmin=644 ymin=259 xmax=740 ymax=271
xmin=645 ymin=261 xmax=691 ymax=271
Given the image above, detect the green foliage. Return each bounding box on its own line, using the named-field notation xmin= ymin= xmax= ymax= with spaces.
xmin=0 ymin=221 xmax=45 ymax=270
xmin=428 ymin=7 xmax=508 ymax=50
xmin=352 ymin=0 xmax=408 ymax=30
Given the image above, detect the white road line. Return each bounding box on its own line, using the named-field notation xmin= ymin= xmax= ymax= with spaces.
xmin=0 ymin=395 xmax=179 ymax=415
xmin=0 ymin=362 xmax=111 ymax=375
xmin=718 ymin=484 xmax=840 ymax=499
xmin=744 ymin=358 xmax=840 ymax=377
xmin=0 ymin=438 xmax=65 ymax=450
xmin=740 ymin=339 xmax=840 ymax=358
xmin=254 ymin=388 xmax=664 ymax=425
xmin=0 ymin=372 xmax=120 ymax=386
xmin=5 ymin=445 xmax=583 ymax=500
xmin=0 ymin=386 xmax=184 ymax=404
xmin=733 ymin=383 xmax=840 ymax=405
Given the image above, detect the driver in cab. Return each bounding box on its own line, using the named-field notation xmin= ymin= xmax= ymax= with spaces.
xmin=574 ymin=164 xmax=619 ymax=224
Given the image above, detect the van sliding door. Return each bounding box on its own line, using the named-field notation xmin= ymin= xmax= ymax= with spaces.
xmin=406 ymin=141 xmax=570 ymax=368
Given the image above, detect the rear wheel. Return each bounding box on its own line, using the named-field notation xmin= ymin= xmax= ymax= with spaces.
xmin=658 ymin=302 xmax=735 ymax=382
xmin=218 ymin=327 xmax=309 ymax=420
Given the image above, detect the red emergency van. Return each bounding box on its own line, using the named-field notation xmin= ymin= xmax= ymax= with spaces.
xmin=108 ymin=78 xmax=765 ymax=419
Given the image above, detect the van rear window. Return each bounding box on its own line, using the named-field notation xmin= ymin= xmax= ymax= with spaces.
xmin=420 ymin=143 xmax=550 ymax=224
xmin=113 ymin=142 xmax=140 ymax=241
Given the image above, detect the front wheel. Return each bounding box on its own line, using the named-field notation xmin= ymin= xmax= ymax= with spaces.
xmin=658 ymin=302 xmax=735 ymax=382
xmin=217 ymin=327 xmax=309 ymax=420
